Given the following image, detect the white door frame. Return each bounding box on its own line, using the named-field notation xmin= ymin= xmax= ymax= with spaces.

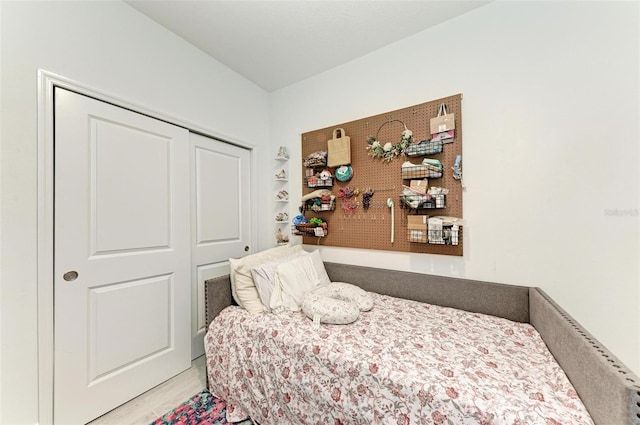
xmin=36 ymin=69 xmax=259 ymax=424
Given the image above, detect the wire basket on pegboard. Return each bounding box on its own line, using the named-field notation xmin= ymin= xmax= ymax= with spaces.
xmin=399 ymin=185 xmax=446 ymax=210
xmin=304 ymin=197 xmax=336 ymax=212
xmin=306 ymin=175 xmax=333 ymax=188
xmin=406 ymin=139 xmax=443 ymax=157
xmin=401 ymin=162 xmax=443 ymax=179
xmin=303 ymin=151 xmax=328 ymax=168
xmin=292 ymin=223 xmax=328 ymax=237
xmin=427 ymin=226 xmax=461 ymax=245
xmin=407 ymin=224 xmax=462 ymax=245
xmin=399 ymin=193 xmax=446 ymax=210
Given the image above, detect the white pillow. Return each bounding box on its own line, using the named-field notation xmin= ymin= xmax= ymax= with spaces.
xmin=307 ymin=249 xmax=331 ymax=287
xmin=229 ymin=245 xmax=303 ymax=314
xmin=301 ymin=294 xmax=360 ymax=325
xmin=251 ymin=251 xmax=308 ymax=312
xmin=310 ymin=282 xmax=373 ymax=312
xmin=270 ymin=254 xmax=320 ymax=313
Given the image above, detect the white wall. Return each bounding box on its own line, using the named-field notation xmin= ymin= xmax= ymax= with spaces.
xmin=1 ymin=1 xmax=639 ymax=423
xmin=271 ymin=0 xmax=640 ymax=375
xmin=0 ymin=1 xmax=270 ymax=423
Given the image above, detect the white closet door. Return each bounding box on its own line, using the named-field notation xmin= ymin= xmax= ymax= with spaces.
xmin=54 ymin=88 xmax=191 ymax=425
xmin=190 ymin=133 xmax=252 ymax=357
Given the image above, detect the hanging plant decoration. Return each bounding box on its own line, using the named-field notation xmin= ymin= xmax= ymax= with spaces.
xmin=366 ymin=119 xmax=413 ymax=162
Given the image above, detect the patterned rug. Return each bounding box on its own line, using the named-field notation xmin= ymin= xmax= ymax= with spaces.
xmin=151 ymin=389 xmax=253 ymax=425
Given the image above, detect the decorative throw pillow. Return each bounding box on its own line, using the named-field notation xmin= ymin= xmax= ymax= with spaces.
xmin=310 ymin=282 xmax=373 ymax=312
xmin=307 ymin=249 xmax=331 ymax=287
xmin=270 ymin=254 xmax=321 ymax=313
xmin=251 ymin=250 xmax=308 ymax=312
xmin=229 ymin=245 xmax=303 ymax=314
xmin=301 ymin=294 xmax=360 ymax=325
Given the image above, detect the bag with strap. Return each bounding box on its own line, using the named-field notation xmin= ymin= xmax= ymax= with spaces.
xmin=327 ymin=128 xmax=351 ymax=167
xmin=430 ymin=103 xmax=455 ymax=135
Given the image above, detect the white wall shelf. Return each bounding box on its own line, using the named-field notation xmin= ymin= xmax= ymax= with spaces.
xmin=274 ymin=147 xmax=290 ymax=245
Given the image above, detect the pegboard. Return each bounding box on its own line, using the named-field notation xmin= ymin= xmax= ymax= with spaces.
xmin=300 ymin=94 xmax=463 ymax=256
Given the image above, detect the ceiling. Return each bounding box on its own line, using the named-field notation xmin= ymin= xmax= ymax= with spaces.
xmin=125 ymin=1 xmax=491 ymax=92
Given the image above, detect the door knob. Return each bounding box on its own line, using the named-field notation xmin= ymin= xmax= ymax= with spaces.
xmin=244 ymin=246 xmax=250 ymax=252
xmin=63 ymin=271 xmax=78 ymax=281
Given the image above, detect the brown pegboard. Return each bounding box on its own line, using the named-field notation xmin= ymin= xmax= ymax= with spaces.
xmin=300 ymin=94 xmax=463 ymax=256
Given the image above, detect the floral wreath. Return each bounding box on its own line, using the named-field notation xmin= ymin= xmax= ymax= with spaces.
xmin=366 ymin=119 xmax=413 ymax=162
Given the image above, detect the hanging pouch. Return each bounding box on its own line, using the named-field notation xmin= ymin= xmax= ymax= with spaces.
xmin=327 ymin=128 xmax=351 ymax=168
xmin=430 ymin=103 xmax=456 ymax=135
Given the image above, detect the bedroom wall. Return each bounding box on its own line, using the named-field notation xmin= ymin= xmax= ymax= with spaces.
xmin=0 ymin=1 xmax=270 ymax=423
xmin=270 ymin=0 xmax=640 ymax=375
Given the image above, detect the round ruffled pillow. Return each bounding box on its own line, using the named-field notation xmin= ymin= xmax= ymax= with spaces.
xmin=310 ymin=282 xmax=373 ymax=312
xmin=301 ymin=294 xmax=360 ymax=325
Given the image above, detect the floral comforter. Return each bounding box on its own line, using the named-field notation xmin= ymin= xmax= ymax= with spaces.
xmin=205 ymin=293 xmax=593 ymax=425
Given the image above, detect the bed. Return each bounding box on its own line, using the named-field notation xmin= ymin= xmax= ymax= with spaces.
xmin=204 ymin=252 xmax=640 ymax=425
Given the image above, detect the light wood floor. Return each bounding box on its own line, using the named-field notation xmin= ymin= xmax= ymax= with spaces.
xmin=87 ymin=355 xmax=207 ymax=425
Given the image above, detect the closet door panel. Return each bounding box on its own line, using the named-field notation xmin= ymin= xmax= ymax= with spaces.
xmin=190 ymin=133 xmax=252 ymax=357
xmin=54 ymin=88 xmax=191 ymax=425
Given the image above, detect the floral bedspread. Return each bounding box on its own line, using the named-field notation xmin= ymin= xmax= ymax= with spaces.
xmin=205 ymin=293 xmax=593 ymax=425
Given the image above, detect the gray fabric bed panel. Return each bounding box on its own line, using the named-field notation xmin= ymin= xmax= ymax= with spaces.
xmin=529 ymin=287 xmax=640 ymax=425
xmin=204 ymin=274 xmax=233 ymax=329
xmin=323 ymin=262 xmax=530 ymax=323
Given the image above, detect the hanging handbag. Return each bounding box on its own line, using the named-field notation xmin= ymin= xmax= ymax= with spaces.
xmin=430 ymin=103 xmax=456 ymax=135
xmin=327 ymin=128 xmax=351 ymax=167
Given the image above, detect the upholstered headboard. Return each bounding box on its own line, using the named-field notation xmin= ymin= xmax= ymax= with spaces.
xmin=204 ymin=274 xmax=235 ymax=327
xmin=204 ymin=262 xmax=640 ymax=424
xmin=203 ymin=262 xmax=529 ymax=325
xmin=323 ymin=262 xmax=530 ymax=323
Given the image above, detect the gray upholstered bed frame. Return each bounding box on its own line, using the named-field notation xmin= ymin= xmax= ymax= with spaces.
xmin=205 ymin=262 xmax=640 ymax=425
